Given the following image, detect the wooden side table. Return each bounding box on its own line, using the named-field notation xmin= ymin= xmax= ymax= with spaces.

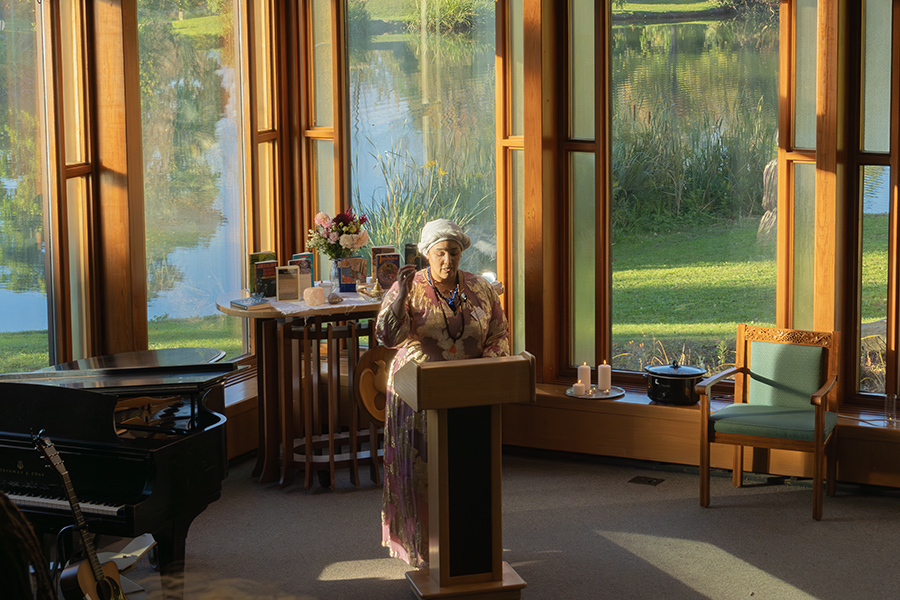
xmin=279 ymin=317 xmax=381 ymax=489
xmin=216 ymin=291 xmax=380 ymax=485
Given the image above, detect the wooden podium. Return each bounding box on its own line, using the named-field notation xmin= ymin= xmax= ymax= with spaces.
xmin=393 ymin=352 xmax=536 ymax=600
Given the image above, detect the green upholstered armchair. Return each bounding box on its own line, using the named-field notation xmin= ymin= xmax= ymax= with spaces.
xmin=696 ymin=325 xmax=839 ymax=520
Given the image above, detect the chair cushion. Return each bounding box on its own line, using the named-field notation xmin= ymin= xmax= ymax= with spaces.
xmin=710 ymin=403 xmax=837 ymax=441
xmin=747 ymin=341 xmax=824 ymax=409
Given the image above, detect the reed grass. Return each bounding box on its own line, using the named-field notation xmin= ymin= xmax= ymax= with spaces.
xmin=403 ymin=0 xmax=493 ymax=33
xmin=354 ymin=130 xmax=494 ymax=273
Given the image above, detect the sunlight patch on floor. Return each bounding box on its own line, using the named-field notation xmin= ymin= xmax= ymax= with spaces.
xmin=317 ymin=558 xmax=406 ymax=581
xmin=599 ymin=530 xmax=817 ymax=599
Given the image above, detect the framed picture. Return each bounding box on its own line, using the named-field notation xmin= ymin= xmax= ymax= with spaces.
xmin=276 ymin=265 xmax=301 ymax=302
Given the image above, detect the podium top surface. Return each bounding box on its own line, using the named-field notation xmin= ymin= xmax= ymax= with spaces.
xmin=394 ymin=352 xmax=536 ymax=411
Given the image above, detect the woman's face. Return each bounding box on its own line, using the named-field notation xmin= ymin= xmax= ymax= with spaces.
xmin=426 ymin=240 xmax=462 ymax=285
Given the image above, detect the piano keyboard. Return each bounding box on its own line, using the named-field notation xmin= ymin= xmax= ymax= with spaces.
xmin=6 ymin=492 xmax=124 ymax=517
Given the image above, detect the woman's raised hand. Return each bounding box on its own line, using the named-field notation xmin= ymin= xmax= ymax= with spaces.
xmin=391 ymin=264 xmax=417 ymax=317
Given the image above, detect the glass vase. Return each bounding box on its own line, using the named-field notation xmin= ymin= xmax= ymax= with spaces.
xmin=330 ymin=258 xmax=342 ymax=290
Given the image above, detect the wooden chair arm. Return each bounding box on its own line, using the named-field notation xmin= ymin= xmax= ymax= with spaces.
xmin=810 ymin=374 xmax=837 ymax=407
xmin=695 ymin=366 xmax=741 ymax=398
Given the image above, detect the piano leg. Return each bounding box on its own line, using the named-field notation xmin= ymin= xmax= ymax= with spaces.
xmin=153 ymin=517 xmax=192 ymax=600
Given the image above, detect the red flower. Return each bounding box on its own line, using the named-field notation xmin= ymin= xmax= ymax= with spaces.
xmin=332 ymin=210 xmax=352 ymax=226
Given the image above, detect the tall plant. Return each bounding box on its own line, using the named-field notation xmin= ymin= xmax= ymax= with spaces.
xmin=612 ymin=91 xmax=776 ymax=238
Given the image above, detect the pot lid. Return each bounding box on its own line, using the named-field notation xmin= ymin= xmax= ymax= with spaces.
xmin=644 ymin=360 xmax=707 ymax=377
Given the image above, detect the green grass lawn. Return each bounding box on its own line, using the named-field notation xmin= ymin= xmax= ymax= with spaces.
xmin=365 ymin=0 xmax=414 ymax=22
xmin=362 ymin=0 xmax=724 ymax=22
xmin=171 ymin=15 xmax=225 ymax=39
xmin=147 ymin=313 xmax=244 ymax=358
xmin=612 ymin=0 xmax=722 ymax=15
xmin=0 ymin=314 xmax=245 ymax=373
xmin=610 ymin=218 xmax=777 ymax=370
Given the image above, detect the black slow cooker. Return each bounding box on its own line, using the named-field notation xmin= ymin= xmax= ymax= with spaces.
xmin=644 ymin=361 xmax=707 ymax=405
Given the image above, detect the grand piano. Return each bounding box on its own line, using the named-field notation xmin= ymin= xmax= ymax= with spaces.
xmin=0 ymin=353 xmax=239 ymax=598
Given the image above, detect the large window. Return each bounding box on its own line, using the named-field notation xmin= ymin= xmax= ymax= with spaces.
xmin=854 ymin=0 xmax=896 ymax=397
xmin=346 ymin=0 xmax=498 ymax=276
xmin=137 ymin=1 xmax=243 ymax=359
xmin=567 ymin=3 xmax=780 ymax=375
xmin=0 ymin=4 xmax=49 ymax=372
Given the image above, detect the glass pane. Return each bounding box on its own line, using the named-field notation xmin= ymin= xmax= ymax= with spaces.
xmin=859 ymin=165 xmax=891 ymax=393
xmin=0 ymin=3 xmax=50 ymax=371
xmin=67 ymin=177 xmax=90 ymax=358
xmin=258 ymin=141 xmax=277 ymax=254
xmin=313 ymin=139 xmax=335 ymax=279
xmin=255 ymin=0 xmax=274 ymax=130
xmin=311 ymin=0 xmax=334 ymax=127
xmin=347 ymin=0 xmax=497 ymax=275
xmin=511 ymin=149 xmax=525 ymax=354
xmin=138 ymin=1 xmax=244 ymax=359
xmin=570 ymin=0 xmax=595 ymax=139
xmin=794 ymin=0 xmax=817 ymax=149
xmin=792 ymin=163 xmax=816 ymax=330
xmin=60 ymin=0 xmax=87 ymax=164
xmin=571 ymin=152 xmax=595 ymax=365
xmin=861 ymin=0 xmax=892 ymax=153
xmin=510 ymin=0 xmax=524 ymax=136
xmin=610 ymin=9 xmax=779 ymax=374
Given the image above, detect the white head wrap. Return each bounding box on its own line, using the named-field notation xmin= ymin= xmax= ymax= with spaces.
xmin=417 ymin=219 xmax=471 ymax=255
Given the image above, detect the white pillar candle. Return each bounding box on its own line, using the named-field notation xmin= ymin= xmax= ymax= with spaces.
xmin=573 ymin=380 xmax=586 ymax=396
xmin=597 ymin=361 xmax=612 ymax=391
xmin=577 ymin=362 xmax=591 ymax=390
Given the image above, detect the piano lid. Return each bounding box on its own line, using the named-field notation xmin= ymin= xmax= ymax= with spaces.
xmin=0 ymin=362 xmax=241 ymax=395
xmin=0 ymin=382 xmax=120 ymax=444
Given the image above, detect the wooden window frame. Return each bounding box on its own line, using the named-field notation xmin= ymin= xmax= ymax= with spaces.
xmin=41 ymin=0 xmax=148 ymax=364
xmin=839 ymin=0 xmax=900 ymax=405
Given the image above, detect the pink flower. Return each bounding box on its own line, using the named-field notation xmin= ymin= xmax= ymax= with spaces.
xmin=314 ymin=212 xmax=331 ymax=227
xmin=328 ymin=231 xmax=340 ymax=243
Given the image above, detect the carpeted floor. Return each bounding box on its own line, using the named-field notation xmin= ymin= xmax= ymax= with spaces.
xmin=126 ymin=449 xmax=900 ymax=599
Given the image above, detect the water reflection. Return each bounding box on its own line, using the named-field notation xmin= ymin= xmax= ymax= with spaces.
xmin=349 ymin=11 xmax=497 ymax=275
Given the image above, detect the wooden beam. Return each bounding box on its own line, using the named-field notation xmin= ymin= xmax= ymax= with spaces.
xmin=90 ymin=0 xmax=147 ymax=354
xmin=814 ymin=0 xmax=848 ymax=334
xmin=523 ymin=0 xmax=558 ymax=382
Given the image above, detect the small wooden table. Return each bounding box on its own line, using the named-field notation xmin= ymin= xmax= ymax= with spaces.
xmin=216 ymin=291 xmax=381 ymax=485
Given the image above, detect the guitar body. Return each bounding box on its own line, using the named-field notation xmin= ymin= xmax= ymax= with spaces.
xmin=60 ymin=559 xmax=127 ymax=600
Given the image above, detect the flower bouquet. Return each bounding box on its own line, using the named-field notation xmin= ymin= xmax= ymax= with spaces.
xmin=307 ymin=209 xmax=370 ymax=260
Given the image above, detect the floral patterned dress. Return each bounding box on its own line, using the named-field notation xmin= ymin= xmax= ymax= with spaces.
xmin=376 ymin=269 xmax=509 ymax=569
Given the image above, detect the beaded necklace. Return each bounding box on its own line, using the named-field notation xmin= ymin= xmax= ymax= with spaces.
xmin=426 ymin=268 xmax=462 ymax=313
xmin=427 ymin=268 xmax=465 ymax=353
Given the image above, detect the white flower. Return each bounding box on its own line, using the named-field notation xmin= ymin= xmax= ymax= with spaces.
xmin=340 ymin=233 xmax=359 ymax=250
xmin=339 ymin=229 xmax=369 ymax=251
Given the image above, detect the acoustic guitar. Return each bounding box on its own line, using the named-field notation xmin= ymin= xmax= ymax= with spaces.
xmin=33 ymin=434 xmax=128 ymax=600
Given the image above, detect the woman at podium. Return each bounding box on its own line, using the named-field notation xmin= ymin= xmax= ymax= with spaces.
xmin=376 ymin=219 xmax=509 ymax=569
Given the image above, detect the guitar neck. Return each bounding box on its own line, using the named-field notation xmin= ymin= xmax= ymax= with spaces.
xmin=37 ymin=438 xmax=107 ymax=584
xmin=65 ymin=479 xmax=105 ymax=582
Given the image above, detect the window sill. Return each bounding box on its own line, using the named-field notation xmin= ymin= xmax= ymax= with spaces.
xmin=502 ymin=383 xmax=900 ymax=487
